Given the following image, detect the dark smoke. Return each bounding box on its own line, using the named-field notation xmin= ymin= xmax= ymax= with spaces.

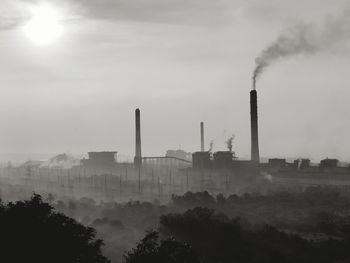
xmin=226 ymin=135 xmax=235 ymax=152
xmin=252 ymin=10 xmax=350 ymax=90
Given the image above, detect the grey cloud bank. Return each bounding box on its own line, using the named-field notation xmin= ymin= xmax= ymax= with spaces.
xmin=1 ymin=0 xmax=241 ymax=28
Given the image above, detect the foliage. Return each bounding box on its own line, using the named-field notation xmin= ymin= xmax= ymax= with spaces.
xmin=124 ymin=230 xmax=200 ymax=263
xmin=160 ymin=207 xmax=350 ymax=263
xmin=0 ymin=194 xmax=110 ymax=263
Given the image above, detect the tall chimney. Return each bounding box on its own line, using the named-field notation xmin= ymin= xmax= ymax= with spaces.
xmin=134 ymin=108 xmax=142 ymax=166
xmin=200 ymin=122 xmax=205 ymax=152
xmin=250 ymin=90 xmax=260 ymax=163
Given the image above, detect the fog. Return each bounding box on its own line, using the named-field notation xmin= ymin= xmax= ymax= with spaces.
xmin=3 ymin=164 xmax=350 ymax=262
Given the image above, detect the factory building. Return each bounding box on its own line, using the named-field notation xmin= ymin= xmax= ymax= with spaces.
xmin=81 ymin=151 xmax=118 ymax=171
xmin=192 ymin=152 xmax=211 ymax=169
xmin=166 ymin=149 xmax=192 ymax=161
xmin=213 ymin=151 xmax=235 ymax=169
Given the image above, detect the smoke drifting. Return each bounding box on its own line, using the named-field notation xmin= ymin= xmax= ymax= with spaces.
xmin=226 ymin=135 xmax=235 ymax=152
xmin=252 ymin=9 xmax=350 ymax=90
xmin=208 ymin=140 xmax=214 ymax=153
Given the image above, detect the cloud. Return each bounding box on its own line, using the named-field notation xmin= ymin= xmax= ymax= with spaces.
xmin=69 ymin=0 xmax=240 ymax=25
xmin=0 ymin=0 xmax=241 ymax=30
xmin=3 ymin=0 xmax=350 ymax=30
xmin=0 ymin=20 xmax=21 ymax=30
xmin=0 ymin=1 xmax=28 ymax=30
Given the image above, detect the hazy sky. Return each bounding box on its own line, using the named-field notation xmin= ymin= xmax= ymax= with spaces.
xmin=1 ymin=0 xmax=350 ymax=162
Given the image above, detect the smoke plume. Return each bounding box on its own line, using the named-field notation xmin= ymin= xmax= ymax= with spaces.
xmin=208 ymin=140 xmax=214 ymax=153
xmin=252 ymin=10 xmax=350 ymax=90
xmin=226 ymin=135 xmax=235 ymax=152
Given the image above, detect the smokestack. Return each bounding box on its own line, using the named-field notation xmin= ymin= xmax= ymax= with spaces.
xmin=250 ymin=90 xmax=260 ymax=163
xmin=200 ymin=122 xmax=205 ymax=152
xmin=134 ymin=108 xmax=142 ymax=166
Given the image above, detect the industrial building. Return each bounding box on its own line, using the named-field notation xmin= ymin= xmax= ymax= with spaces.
xmin=81 ymin=152 xmax=118 ymax=173
xmin=166 ymin=150 xmax=192 ymax=161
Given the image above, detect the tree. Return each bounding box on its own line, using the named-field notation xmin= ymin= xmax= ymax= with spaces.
xmin=124 ymin=230 xmax=200 ymax=263
xmin=0 ymin=194 xmax=110 ymax=263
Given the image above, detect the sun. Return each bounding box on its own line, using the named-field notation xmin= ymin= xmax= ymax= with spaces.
xmin=24 ymin=4 xmax=64 ymax=46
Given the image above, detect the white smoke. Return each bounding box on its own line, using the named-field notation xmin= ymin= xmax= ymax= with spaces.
xmin=253 ymin=9 xmax=350 ymax=89
xmin=261 ymin=172 xmax=274 ymax=183
xmin=208 ymin=140 xmax=214 ymax=153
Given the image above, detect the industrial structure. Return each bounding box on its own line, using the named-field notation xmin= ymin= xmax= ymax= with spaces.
xmin=250 ymin=89 xmax=260 ymax=163
xmin=81 ymin=152 xmax=117 ymax=169
xmin=5 ymin=89 xmax=350 ymax=204
xmin=134 ymin=108 xmax=142 ymax=167
xmin=200 ymin=122 xmax=205 ymax=152
xmin=166 ymin=149 xmax=192 ymax=161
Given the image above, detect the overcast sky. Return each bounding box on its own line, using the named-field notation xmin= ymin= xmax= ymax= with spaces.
xmin=1 ymin=0 xmax=350 ymax=162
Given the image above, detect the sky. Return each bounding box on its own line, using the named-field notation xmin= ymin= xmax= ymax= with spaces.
xmin=0 ymin=0 xmax=350 ymax=162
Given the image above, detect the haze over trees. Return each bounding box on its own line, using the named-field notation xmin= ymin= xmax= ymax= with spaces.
xmin=2 ymin=188 xmax=350 ymax=262
xmin=124 ymin=230 xmax=200 ymax=263
xmin=0 ymin=194 xmax=110 ymax=263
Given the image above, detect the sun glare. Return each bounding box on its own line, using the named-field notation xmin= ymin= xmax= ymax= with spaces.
xmin=24 ymin=4 xmax=64 ymax=46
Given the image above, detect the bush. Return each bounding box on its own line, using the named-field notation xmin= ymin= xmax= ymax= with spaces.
xmin=124 ymin=230 xmax=200 ymax=263
xmin=0 ymin=194 xmax=110 ymax=263
xmin=159 ymin=207 xmax=350 ymax=263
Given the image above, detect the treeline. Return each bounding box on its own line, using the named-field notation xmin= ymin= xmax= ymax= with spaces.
xmin=3 ymin=187 xmax=350 ymax=262
xmin=158 ymin=207 xmax=350 ymax=263
xmin=53 ymin=187 xmax=350 ymax=239
xmin=0 ymin=194 xmax=110 ymax=263
xmin=50 ymin=187 xmax=350 ymax=262
xmin=171 ymin=188 xmax=350 ymax=238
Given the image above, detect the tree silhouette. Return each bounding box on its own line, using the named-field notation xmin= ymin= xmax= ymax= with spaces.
xmin=124 ymin=230 xmax=200 ymax=263
xmin=0 ymin=194 xmax=110 ymax=263
xmin=159 ymin=207 xmax=332 ymax=263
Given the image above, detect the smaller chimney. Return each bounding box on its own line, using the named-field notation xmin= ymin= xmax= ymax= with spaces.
xmin=134 ymin=108 xmax=142 ymax=166
xmin=200 ymin=122 xmax=205 ymax=152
